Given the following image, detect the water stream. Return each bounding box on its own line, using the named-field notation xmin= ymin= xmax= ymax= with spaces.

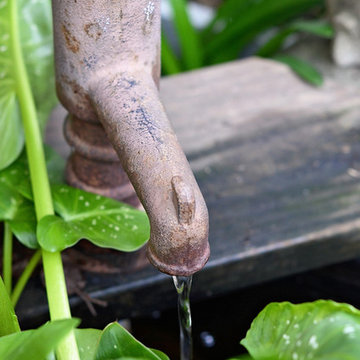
xmin=173 ymin=275 xmax=193 ymax=360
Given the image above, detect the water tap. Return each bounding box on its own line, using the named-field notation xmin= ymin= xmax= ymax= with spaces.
xmin=52 ymin=0 xmax=210 ymax=276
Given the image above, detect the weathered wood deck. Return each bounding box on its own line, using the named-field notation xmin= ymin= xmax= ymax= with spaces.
xmin=18 ymin=57 xmax=360 ymax=327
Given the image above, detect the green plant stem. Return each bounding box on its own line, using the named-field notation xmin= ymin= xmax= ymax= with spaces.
xmin=10 ymin=0 xmax=79 ymax=359
xmin=2 ymin=223 xmax=13 ymax=295
xmin=11 ymin=249 xmax=41 ymax=307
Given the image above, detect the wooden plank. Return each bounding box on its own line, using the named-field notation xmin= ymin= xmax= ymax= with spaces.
xmin=20 ymin=58 xmax=360 ymax=326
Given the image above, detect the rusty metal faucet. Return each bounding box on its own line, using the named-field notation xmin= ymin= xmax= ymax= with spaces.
xmin=52 ymin=0 xmax=210 ymax=276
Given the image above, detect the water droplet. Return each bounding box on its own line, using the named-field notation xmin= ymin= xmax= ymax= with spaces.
xmin=92 ymin=219 xmax=97 ymax=225
xmin=344 ymin=325 xmax=355 ymax=334
xmin=0 ymin=45 xmax=8 ymax=52
xmin=85 ymin=201 xmax=90 ymax=206
xmin=283 ymin=334 xmax=290 ymax=345
xmin=309 ymin=335 xmax=319 ymax=349
xmin=79 ymin=195 xmax=84 ymax=200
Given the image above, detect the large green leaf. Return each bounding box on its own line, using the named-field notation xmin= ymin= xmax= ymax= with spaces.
xmin=241 ymin=300 xmax=360 ymax=360
xmin=0 ymin=318 xmax=79 ymax=360
xmin=0 ymin=87 xmax=23 ymax=171
xmin=94 ymin=322 xmax=169 ymax=360
xmin=37 ymin=185 xmax=150 ymax=252
xmin=19 ymin=0 xmax=57 ymax=129
xmin=0 ymin=0 xmax=55 ymax=170
xmin=0 ymin=276 xmax=20 ymax=337
xmin=0 ymin=0 xmax=23 ymax=170
xmin=75 ymin=328 xmax=102 ymax=360
xmin=0 ymin=148 xmax=63 ymax=248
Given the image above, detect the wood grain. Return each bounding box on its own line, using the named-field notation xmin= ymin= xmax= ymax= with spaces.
xmin=21 ymin=57 xmax=360 ymax=326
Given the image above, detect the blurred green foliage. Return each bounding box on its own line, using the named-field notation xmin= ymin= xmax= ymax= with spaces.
xmin=162 ymin=0 xmax=333 ymax=86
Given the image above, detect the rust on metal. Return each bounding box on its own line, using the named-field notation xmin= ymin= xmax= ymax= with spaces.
xmin=52 ymin=0 xmax=210 ymax=276
xmin=61 ymin=24 xmax=80 ymax=53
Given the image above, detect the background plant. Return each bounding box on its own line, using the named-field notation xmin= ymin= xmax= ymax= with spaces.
xmin=162 ymin=0 xmax=333 ymax=86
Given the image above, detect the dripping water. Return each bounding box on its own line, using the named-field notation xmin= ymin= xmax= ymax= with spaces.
xmin=173 ymin=275 xmax=193 ymax=360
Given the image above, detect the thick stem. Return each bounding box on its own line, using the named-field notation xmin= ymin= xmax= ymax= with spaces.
xmin=3 ymin=223 xmax=13 ymax=295
xmin=11 ymin=249 xmax=41 ymax=307
xmin=10 ymin=0 xmax=79 ymax=359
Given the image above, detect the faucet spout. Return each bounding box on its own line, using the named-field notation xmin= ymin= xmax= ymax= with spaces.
xmin=52 ymin=0 xmax=210 ymax=275
xmin=89 ymin=71 xmax=210 ymax=276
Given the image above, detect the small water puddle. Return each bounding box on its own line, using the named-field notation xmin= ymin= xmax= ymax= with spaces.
xmin=173 ymin=275 xmax=193 ymax=360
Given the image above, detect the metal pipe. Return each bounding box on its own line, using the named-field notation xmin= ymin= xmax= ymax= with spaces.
xmin=52 ymin=0 xmax=210 ymax=276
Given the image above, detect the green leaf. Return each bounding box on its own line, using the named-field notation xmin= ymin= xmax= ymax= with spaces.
xmin=227 ymin=355 xmax=253 ymax=360
xmin=290 ymin=20 xmax=334 ymax=39
xmin=0 ymin=318 xmax=79 ymax=360
xmin=0 ymin=0 xmax=24 ymax=171
xmin=0 ymin=0 xmax=56 ymax=170
xmin=0 ymin=146 xmax=64 ymax=209
xmin=168 ymin=0 xmax=203 ymax=70
xmin=257 ymin=20 xmax=333 ymax=58
xmin=94 ymin=322 xmax=168 ymax=360
xmin=241 ymin=300 xmax=360 ymax=360
xmin=19 ymin=0 xmax=57 ymax=130
xmin=0 ymin=152 xmax=30 ymax=221
xmin=273 ymin=55 xmax=323 ymax=86
xmin=0 ymin=89 xmax=23 ymax=171
xmin=0 ymin=147 xmax=63 ymax=248
xmin=37 ymin=184 xmax=150 ymax=252
xmin=75 ymin=328 xmax=102 ymax=360
xmin=151 ymin=349 xmax=170 ymax=360
xmin=0 ymin=276 xmax=20 ymax=337
xmin=8 ymin=197 xmax=37 ymax=248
